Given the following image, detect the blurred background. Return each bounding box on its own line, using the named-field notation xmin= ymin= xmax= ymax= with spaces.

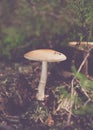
xmin=0 ymin=0 xmax=93 ymax=61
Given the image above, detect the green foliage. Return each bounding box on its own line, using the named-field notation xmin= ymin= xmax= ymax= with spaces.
xmin=77 ymin=74 xmax=93 ymax=90
xmin=55 ymin=66 xmax=93 ymax=124
xmin=0 ymin=27 xmax=25 ymax=59
xmin=73 ymin=91 xmax=93 ymax=115
xmin=55 ymin=86 xmax=70 ymax=100
xmin=72 ymin=66 xmax=93 ymax=90
xmin=74 ymin=104 xmax=93 ymax=115
xmin=70 ymin=66 xmax=93 ymax=117
xmin=67 ymin=0 xmax=93 ymax=41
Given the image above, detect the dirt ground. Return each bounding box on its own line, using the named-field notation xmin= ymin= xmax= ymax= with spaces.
xmin=0 ymin=61 xmax=93 ymax=130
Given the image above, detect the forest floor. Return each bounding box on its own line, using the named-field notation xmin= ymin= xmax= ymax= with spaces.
xmin=0 ymin=61 xmax=93 ymax=130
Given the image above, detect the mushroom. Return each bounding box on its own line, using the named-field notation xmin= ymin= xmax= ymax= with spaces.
xmin=69 ymin=42 xmax=93 ymax=76
xmin=24 ymin=49 xmax=67 ymax=100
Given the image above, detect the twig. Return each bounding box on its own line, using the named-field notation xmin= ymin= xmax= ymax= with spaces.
xmin=66 ymin=78 xmax=76 ymax=125
xmin=66 ymin=48 xmax=92 ymax=125
xmin=77 ymin=52 xmax=90 ymax=74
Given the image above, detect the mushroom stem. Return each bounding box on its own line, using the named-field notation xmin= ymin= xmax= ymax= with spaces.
xmin=36 ymin=61 xmax=47 ymax=100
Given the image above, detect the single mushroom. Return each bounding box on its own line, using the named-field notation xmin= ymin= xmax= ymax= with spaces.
xmin=24 ymin=49 xmax=67 ymax=100
xmin=69 ymin=42 xmax=93 ymax=76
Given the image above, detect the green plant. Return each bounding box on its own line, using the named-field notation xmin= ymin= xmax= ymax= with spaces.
xmin=0 ymin=27 xmax=25 ymax=59
xmin=67 ymin=0 xmax=93 ymax=41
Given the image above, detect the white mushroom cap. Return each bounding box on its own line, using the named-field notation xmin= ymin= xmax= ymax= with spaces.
xmin=24 ymin=49 xmax=67 ymax=62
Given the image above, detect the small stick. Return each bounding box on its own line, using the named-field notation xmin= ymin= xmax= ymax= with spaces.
xmin=67 ymin=48 xmax=92 ymax=125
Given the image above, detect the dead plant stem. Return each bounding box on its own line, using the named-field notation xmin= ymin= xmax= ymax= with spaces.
xmin=67 ymin=49 xmax=91 ymax=126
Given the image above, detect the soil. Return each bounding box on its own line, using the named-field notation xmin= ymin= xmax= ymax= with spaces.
xmin=0 ymin=61 xmax=93 ymax=130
